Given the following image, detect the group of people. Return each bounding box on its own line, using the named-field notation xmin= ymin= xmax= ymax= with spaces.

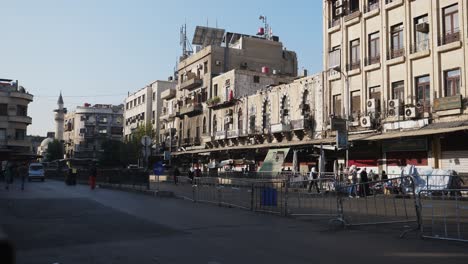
xmin=1 ymin=162 xmax=29 ymax=191
xmin=172 ymin=167 xmax=202 ymax=185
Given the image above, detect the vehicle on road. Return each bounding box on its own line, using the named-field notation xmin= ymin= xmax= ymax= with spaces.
xmin=28 ymin=163 xmax=45 ymax=182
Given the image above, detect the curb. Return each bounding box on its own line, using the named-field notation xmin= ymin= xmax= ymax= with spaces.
xmin=98 ymin=184 xmax=175 ymax=198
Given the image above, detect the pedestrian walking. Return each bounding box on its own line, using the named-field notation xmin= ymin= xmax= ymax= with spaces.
xmin=307 ymin=167 xmax=320 ymax=193
xmin=90 ymin=163 xmax=97 ymax=190
xmin=188 ymin=167 xmax=194 ymax=184
xmin=4 ymin=163 xmax=13 ymax=190
xmin=19 ymin=162 xmax=28 ymax=191
xmin=359 ymin=168 xmax=370 ymax=197
xmin=173 ymin=167 xmax=180 ymax=185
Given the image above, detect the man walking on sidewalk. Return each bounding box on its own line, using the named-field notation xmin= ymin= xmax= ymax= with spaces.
xmin=308 ymin=167 xmax=320 ymax=193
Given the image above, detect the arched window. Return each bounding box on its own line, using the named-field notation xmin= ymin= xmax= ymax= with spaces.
xmin=196 ymin=117 xmax=200 ymax=139
xmin=203 ymin=116 xmax=207 ymax=134
xmin=213 ymin=115 xmax=217 ymax=133
xmin=238 ymin=108 xmax=243 ymax=131
xmin=281 ymin=96 xmax=289 ymax=124
xmin=262 ymin=101 xmax=270 ymax=130
xmin=302 ymin=90 xmax=310 ymax=116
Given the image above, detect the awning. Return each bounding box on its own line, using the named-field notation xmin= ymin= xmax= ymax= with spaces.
xmin=364 ymin=125 xmax=468 ymax=141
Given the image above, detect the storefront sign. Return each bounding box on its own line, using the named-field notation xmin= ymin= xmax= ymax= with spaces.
xmin=382 ymin=138 xmax=427 ymax=153
xmin=331 ymin=117 xmax=347 ymax=132
xmin=433 ymin=95 xmax=462 ymax=112
xmin=337 ymin=130 xmax=348 ymax=149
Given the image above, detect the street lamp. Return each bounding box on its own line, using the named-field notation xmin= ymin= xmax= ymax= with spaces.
xmin=329 ymin=66 xmax=350 ymax=168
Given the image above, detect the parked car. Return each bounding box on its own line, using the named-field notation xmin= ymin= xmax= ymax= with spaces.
xmin=28 ymin=163 xmax=45 ymax=182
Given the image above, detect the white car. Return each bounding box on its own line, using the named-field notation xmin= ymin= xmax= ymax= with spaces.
xmin=28 ymin=163 xmax=45 ymax=182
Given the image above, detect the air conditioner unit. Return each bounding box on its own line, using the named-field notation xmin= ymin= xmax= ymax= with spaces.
xmin=335 ymin=7 xmax=344 ymax=16
xmin=416 ymin=23 xmax=429 ymax=33
xmin=405 ymin=107 xmax=417 ymax=119
xmin=360 ymin=116 xmax=372 ymax=128
xmin=335 ymin=0 xmax=344 ymax=7
xmin=388 ymin=99 xmax=400 ymax=109
xmin=367 ymin=99 xmax=377 ymax=112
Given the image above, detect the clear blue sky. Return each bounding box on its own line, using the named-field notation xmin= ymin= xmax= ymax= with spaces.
xmin=1 ymin=0 xmax=323 ymax=136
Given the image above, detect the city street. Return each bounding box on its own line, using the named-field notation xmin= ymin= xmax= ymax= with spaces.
xmin=1 ymin=180 xmax=467 ymax=264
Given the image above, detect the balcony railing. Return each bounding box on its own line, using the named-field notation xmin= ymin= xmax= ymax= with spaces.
xmin=214 ymin=131 xmax=226 ymax=140
xmin=290 ymin=119 xmax=311 ymax=131
xmin=364 ymin=1 xmax=379 ymax=13
xmin=180 ymin=77 xmax=203 ymax=91
xmin=270 ymin=123 xmax=291 ymax=133
xmin=227 ymin=130 xmax=239 ymax=139
xmin=344 ymin=10 xmax=361 ymax=22
xmin=438 ymin=29 xmax=460 ymax=46
xmin=387 ymin=47 xmax=405 ymax=60
xmin=364 ymin=55 xmax=380 ymax=66
xmin=346 ymin=61 xmax=361 ymax=71
xmin=329 ymin=18 xmax=340 ymax=28
xmin=410 ymin=39 xmax=430 ymax=54
xmin=179 ymin=103 xmax=203 ymax=117
xmin=248 ymin=126 xmax=263 ymax=136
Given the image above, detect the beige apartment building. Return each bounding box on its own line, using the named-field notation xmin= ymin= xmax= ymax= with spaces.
xmin=160 ymin=26 xmax=298 ymax=154
xmin=0 ymin=79 xmax=34 ymax=161
xmin=323 ymin=0 xmax=468 ymax=174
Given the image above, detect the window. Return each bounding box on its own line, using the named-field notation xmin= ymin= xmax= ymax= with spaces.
xmin=350 ymin=91 xmax=361 ymax=118
xmin=442 ymin=4 xmax=459 ymax=45
xmin=390 ymin=24 xmax=404 ymax=58
xmin=152 ymin=111 xmax=155 ymax=120
xmin=213 ymin=115 xmax=217 ymax=133
xmin=414 ymin=15 xmax=429 ymax=52
xmin=238 ymin=109 xmax=243 ymax=131
xmin=203 ymin=117 xmax=207 ymax=134
xmin=133 ymin=99 xmax=137 ymax=106
xmin=333 ymin=94 xmax=342 ymax=117
xmin=444 ymin=69 xmax=461 ymax=97
xmin=142 ymin=95 xmax=145 ymax=103
xmin=0 ymin=128 xmax=6 ymax=140
xmin=280 ymin=96 xmax=289 ymax=124
xmin=153 ymin=92 xmax=156 ymax=101
xmin=329 ymin=46 xmax=341 ymax=69
xmin=213 ymin=84 xmax=218 ymax=97
xmin=126 ymin=103 xmax=129 ymax=110
xmin=392 ymin=81 xmax=405 ymax=101
xmin=349 ymin=0 xmax=359 ymax=13
xmin=368 ymin=32 xmax=380 ymax=64
xmin=0 ymin=104 xmax=7 ymax=116
xmin=302 ymin=90 xmax=311 ymax=116
xmin=204 ymin=61 xmax=208 ymax=74
xmin=15 ymin=129 xmax=25 ymax=140
xmin=99 ymin=127 xmax=107 ymax=134
xmin=349 ymin=39 xmax=360 ymax=70
xmin=262 ymin=101 xmax=270 ymax=130
xmin=369 ymin=86 xmax=381 ymax=100
xmin=416 ymin=75 xmax=431 ymax=112
xmin=249 ymin=115 xmax=256 ymax=133
xmin=254 ymin=76 xmax=260 ymax=83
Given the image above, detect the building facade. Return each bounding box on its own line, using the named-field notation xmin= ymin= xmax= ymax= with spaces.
xmin=323 ymin=0 xmax=468 ymax=174
xmin=160 ymin=26 xmax=299 ymax=156
xmin=0 ymin=79 xmax=34 ymax=161
xmin=64 ymin=104 xmax=124 ymax=159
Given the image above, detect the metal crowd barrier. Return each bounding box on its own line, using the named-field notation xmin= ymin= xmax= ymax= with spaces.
xmin=419 ymin=189 xmax=468 ymax=243
xmin=338 ymin=176 xmax=419 ymax=230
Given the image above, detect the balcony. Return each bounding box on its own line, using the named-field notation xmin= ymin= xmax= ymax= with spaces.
xmin=207 ymin=98 xmax=237 ymax=110
xmin=387 ymin=47 xmax=405 ymax=60
xmin=9 ymin=116 xmax=32 ymax=124
xmin=7 ymin=139 xmax=30 ymax=148
xmin=410 ymin=39 xmax=430 ymax=54
xmin=328 ymin=18 xmax=340 ymax=29
xmin=161 ymin=89 xmax=176 ymax=100
xmin=9 ymin=92 xmax=33 ymax=101
xmin=248 ymin=126 xmax=263 ymax=136
xmin=438 ymin=29 xmax=460 ymax=46
xmin=180 ymin=77 xmax=203 ymax=91
xmin=344 ymin=10 xmax=361 ymax=23
xmin=270 ymin=123 xmax=291 ymax=133
xmin=290 ymin=119 xmax=311 ymax=131
xmin=346 ymin=61 xmax=361 ymax=71
xmin=214 ymin=131 xmax=226 ymax=140
xmin=179 ymin=103 xmax=203 ymax=117
xmin=364 ymin=55 xmax=380 ymax=66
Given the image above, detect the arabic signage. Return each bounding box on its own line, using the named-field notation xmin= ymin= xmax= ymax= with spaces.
xmin=433 ymin=95 xmax=462 ymax=112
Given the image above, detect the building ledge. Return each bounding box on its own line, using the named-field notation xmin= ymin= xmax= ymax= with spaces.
xmin=385 ymin=0 xmax=403 ymax=11
xmin=328 ymin=24 xmax=341 ymax=34
xmin=364 ymin=8 xmax=380 ymax=19
xmin=409 ymin=49 xmax=431 ymax=60
xmin=364 ymin=63 xmax=381 ymax=72
xmin=347 ymin=68 xmax=361 ymax=76
xmin=437 ymin=41 xmax=462 ymax=53
xmin=433 ymin=109 xmax=462 ymax=117
xmin=345 ymin=15 xmax=361 ymax=27
xmin=328 ymin=73 xmax=341 ymax=81
xmin=387 ymin=56 xmax=405 ymax=66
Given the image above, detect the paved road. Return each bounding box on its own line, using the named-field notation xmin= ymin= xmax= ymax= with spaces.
xmin=1 ymin=180 xmax=467 ymax=264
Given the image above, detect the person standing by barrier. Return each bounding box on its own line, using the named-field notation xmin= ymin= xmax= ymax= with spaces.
xmin=348 ymin=167 xmax=358 ymax=198
xmin=359 ymin=168 xmax=370 ymax=197
xmin=4 ymin=163 xmax=12 ymax=190
xmin=19 ymin=162 xmax=28 ymax=191
xmin=308 ymin=167 xmax=320 ymax=193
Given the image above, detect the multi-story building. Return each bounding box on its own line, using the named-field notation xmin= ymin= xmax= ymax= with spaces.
xmin=0 ymin=79 xmax=34 ymax=161
xmin=323 ymin=0 xmax=468 ymax=174
xmin=124 ymin=80 xmax=176 ymax=144
xmin=64 ymin=104 xmax=124 ymax=159
xmin=160 ymin=26 xmax=298 ymax=156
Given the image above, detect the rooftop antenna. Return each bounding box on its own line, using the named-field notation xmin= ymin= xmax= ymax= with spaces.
xmin=180 ymin=23 xmax=193 ymax=59
xmin=258 ymin=15 xmax=272 ymax=40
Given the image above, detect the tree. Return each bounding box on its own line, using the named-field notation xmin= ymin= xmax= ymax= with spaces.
xmin=45 ymin=140 xmax=64 ymax=161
